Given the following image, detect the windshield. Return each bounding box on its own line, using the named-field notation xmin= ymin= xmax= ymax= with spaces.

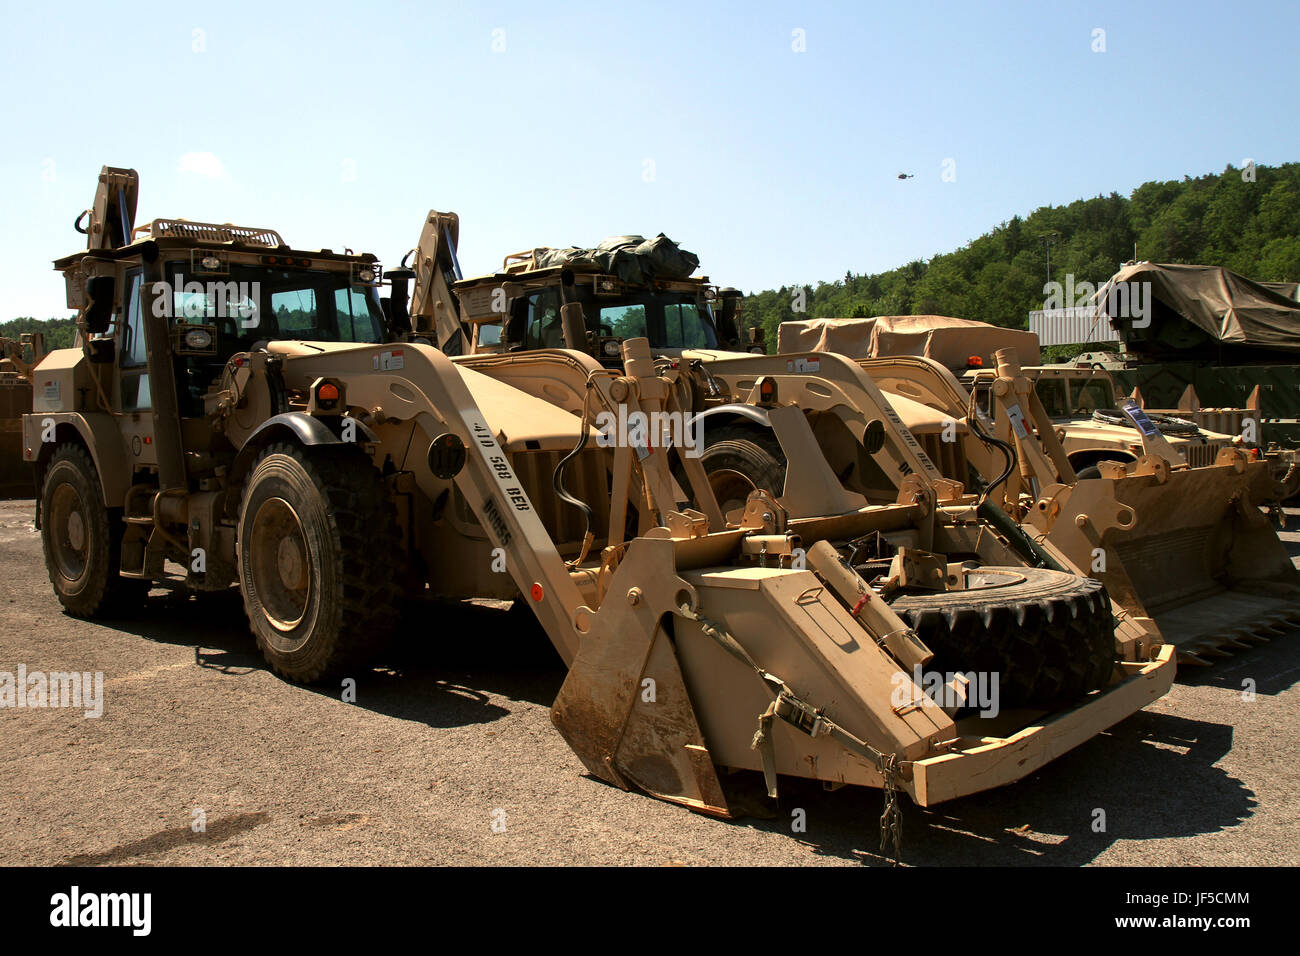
xmin=518 ymin=287 xmax=718 ymax=351
xmin=1034 ymin=375 xmax=1116 ymax=417
xmin=1069 ymin=377 xmax=1115 ymax=414
xmin=159 ymin=262 xmax=385 ymax=348
xmin=1035 ymin=378 xmax=1071 ymax=418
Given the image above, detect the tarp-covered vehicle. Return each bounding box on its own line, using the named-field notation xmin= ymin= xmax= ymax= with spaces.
xmin=1067 ymin=263 xmax=1300 ymax=448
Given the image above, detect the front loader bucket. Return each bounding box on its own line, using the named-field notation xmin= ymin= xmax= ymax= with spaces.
xmin=551 ymin=535 xmax=957 ymax=812
xmin=1035 ymin=461 xmax=1300 ymax=663
xmin=550 ymin=532 xmax=1178 ymax=810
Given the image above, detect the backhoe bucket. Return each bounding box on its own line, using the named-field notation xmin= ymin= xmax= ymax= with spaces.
xmin=1033 ymin=460 xmax=1300 ymax=663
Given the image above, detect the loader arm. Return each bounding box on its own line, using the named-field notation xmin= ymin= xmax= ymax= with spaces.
xmin=270 ymin=341 xmax=585 ymax=663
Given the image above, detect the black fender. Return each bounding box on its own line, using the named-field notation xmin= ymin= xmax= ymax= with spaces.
xmin=688 ymin=403 xmax=772 ymax=444
xmin=230 ymin=412 xmax=379 ymax=491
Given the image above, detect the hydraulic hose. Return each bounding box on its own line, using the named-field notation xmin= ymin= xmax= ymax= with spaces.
xmin=553 ymin=380 xmax=597 ymax=566
xmin=966 ymin=391 xmax=1016 ymax=507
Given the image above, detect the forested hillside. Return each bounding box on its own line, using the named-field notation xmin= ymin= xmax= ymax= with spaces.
xmin=743 ymin=162 xmax=1300 ymax=350
xmin=0 ymin=316 xmax=76 ymax=349
xmin=8 ymin=163 xmax=1298 ymax=360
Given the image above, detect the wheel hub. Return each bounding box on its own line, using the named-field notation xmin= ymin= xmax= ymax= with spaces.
xmin=249 ymin=496 xmax=311 ymax=632
xmin=708 ymin=469 xmax=759 ymax=515
xmin=66 ymin=511 xmax=86 ymax=552
xmin=277 ymin=536 xmax=307 ymax=590
xmin=48 ymin=482 xmax=90 ymax=582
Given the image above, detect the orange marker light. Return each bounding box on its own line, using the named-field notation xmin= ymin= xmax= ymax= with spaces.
xmin=317 ymin=383 xmax=340 ymax=402
xmin=530 ymin=583 xmax=544 ymax=602
xmin=967 ymin=355 xmax=984 ymax=368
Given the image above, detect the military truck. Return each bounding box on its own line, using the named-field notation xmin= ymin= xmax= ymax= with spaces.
xmin=21 ymin=167 xmax=1177 ymax=828
xmin=1054 ymin=262 xmax=1300 ymax=448
xmin=966 ymin=363 xmax=1245 ymax=478
xmin=0 ymin=332 xmax=46 ymax=498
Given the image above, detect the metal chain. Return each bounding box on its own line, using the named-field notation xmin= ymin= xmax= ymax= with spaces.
xmin=878 ymin=752 xmax=903 ymax=866
xmin=682 ymin=601 xmax=906 ymax=862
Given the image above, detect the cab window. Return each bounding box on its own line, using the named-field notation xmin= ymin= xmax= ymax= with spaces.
xmin=1035 ymin=379 xmax=1070 ymax=418
xmin=524 ymin=290 xmax=565 ymax=348
xmin=662 ymin=302 xmax=711 ymax=348
xmin=601 ymin=303 xmax=647 ymax=340
xmin=121 ymin=270 xmax=148 ymax=367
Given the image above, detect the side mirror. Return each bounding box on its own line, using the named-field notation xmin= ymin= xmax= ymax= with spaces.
xmin=717 ymin=287 xmax=742 ymax=345
xmin=84 ymin=275 xmax=116 ymax=335
xmin=385 ymin=267 xmax=414 ymax=336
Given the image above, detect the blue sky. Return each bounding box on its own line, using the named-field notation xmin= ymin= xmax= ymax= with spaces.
xmin=1 ymin=0 xmax=1296 ymax=318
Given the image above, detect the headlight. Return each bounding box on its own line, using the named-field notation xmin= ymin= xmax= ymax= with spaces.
xmin=358 ymin=268 xmax=375 ymax=283
xmin=184 ymin=329 xmax=213 ymax=350
xmin=602 ymin=339 xmax=622 ymax=357
xmin=200 ymin=256 xmax=222 ymax=271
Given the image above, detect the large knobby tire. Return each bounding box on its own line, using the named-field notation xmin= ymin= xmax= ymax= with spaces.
xmin=700 ymin=427 xmax=786 ymax=514
xmin=237 ymin=443 xmax=400 ymax=684
xmin=887 ymin=566 xmax=1114 ymax=710
xmin=39 ymin=443 xmax=147 ymax=618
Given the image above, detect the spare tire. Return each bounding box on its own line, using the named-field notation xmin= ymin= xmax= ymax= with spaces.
xmin=886 ymin=567 xmax=1114 ymax=711
xmin=1092 ymin=408 xmax=1201 ymax=437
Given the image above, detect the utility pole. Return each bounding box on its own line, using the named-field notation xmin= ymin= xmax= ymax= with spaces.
xmin=1039 ymin=232 xmax=1059 ymax=285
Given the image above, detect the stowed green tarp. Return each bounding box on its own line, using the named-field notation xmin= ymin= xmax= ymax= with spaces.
xmin=1099 ymin=262 xmax=1300 ymax=351
xmin=532 ymin=234 xmax=700 ymax=285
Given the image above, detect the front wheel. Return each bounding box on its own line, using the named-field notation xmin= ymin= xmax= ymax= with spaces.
xmin=237 ymin=443 xmax=400 ymax=683
xmin=699 ymin=427 xmax=786 ymax=514
xmin=40 ymin=443 xmax=146 ymax=617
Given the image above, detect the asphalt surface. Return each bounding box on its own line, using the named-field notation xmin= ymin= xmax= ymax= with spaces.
xmin=2 ymin=497 xmax=1298 ymax=866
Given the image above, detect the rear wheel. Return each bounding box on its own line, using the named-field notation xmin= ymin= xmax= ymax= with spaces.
xmin=700 ymin=427 xmax=786 ymax=513
xmin=887 ymin=566 xmax=1115 ymax=710
xmin=40 ymin=443 xmax=147 ymax=618
xmin=237 ymin=443 xmax=400 ymax=684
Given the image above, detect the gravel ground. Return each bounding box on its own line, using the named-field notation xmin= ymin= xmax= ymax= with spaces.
xmin=2 ymin=497 xmax=1297 ymax=866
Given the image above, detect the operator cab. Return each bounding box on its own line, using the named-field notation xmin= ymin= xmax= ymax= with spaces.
xmin=440 ymin=240 xmax=751 ymax=367
xmin=112 ymin=253 xmax=385 ymax=417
